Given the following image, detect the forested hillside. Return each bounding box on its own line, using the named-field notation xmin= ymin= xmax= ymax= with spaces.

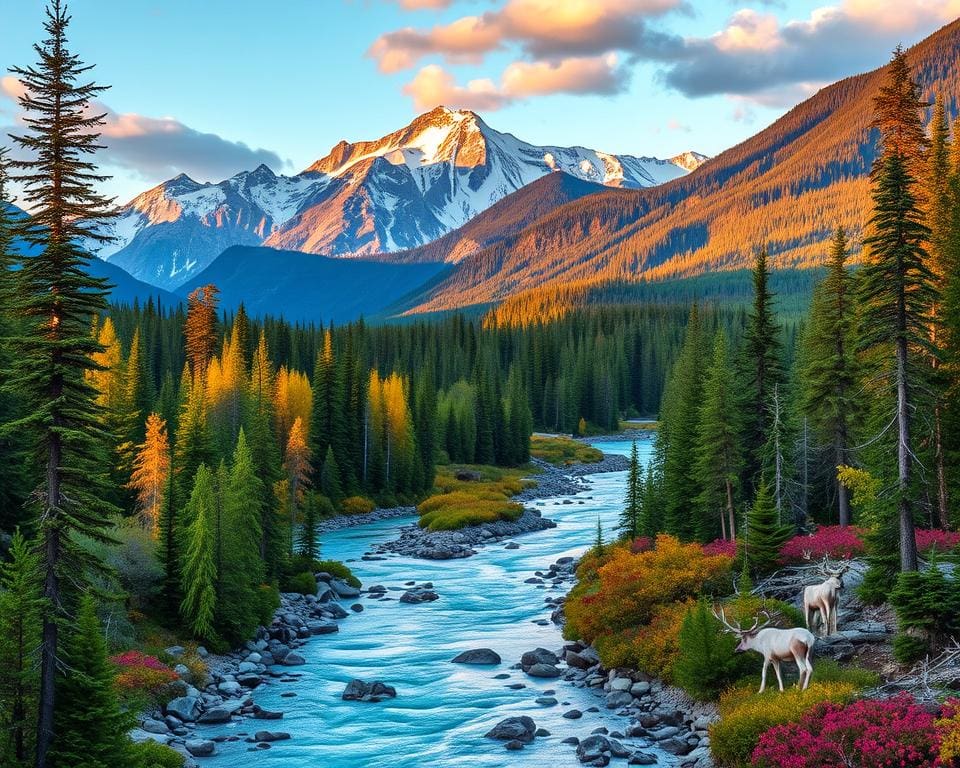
xmin=399 ymin=20 xmax=960 ymax=318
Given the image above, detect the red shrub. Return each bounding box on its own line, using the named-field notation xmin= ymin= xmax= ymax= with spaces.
xmin=915 ymin=528 xmax=960 ymax=555
xmin=630 ymin=536 xmax=653 ymax=553
xmin=112 ymin=650 xmax=178 ymax=704
xmin=702 ymin=538 xmax=737 ymax=558
xmin=779 ymin=526 xmax=866 ymax=564
xmin=751 ymin=694 xmax=940 ymax=768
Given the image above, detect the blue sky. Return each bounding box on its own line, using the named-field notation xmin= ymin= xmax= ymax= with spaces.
xmin=1 ymin=0 xmax=957 ymax=204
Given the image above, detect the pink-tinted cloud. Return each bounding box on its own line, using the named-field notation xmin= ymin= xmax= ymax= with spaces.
xmin=403 ymin=54 xmax=627 ymax=111
xmin=369 ymin=0 xmax=685 ymax=72
xmin=662 ymin=0 xmax=960 ymax=98
xmin=390 ymin=0 xmax=454 ymax=8
xmin=1 ymin=79 xmax=286 ymax=183
xmin=403 ymin=65 xmax=509 ymax=111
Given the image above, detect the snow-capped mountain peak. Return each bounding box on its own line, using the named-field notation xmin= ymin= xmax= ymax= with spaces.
xmin=96 ymin=106 xmax=706 ymax=289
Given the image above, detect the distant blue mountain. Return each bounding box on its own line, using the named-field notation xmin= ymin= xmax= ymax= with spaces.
xmin=178 ymin=245 xmax=450 ymax=324
xmin=4 ymin=202 xmax=180 ymax=307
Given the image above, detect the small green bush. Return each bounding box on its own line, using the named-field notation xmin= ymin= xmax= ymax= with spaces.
xmin=674 ymin=596 xmax=802 ymax=701
xmin=255 ymin=583 xmax=280 ymax=625
xmin=890 ymin=560 xmax=960 ymax=663
xmin=128 ymin=740 xmax=185 ymax=768
xmin=284 ymin=571 xmax=317 ymax=596
xmin=314 ymin=560 xmax=361 ymax=589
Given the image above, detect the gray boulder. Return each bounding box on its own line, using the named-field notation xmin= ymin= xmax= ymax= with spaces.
xmin=485 ymin=716 xmax=537 ymax=743
xmin=521 ymin=648 xmax=559 ymax=668
xmin=342 ymin=679 xmax=397 ymax=702
xmin=185 ymin=739 xmax=216 ymax=757
xmin=254 ymin=731 xmax=291 ymax=743
xmin=400 ymin=589 xmax=439 ymax=604
xmin=282 ymin=652 xmax=307 ymax=666
xmin=197 ymin=707 xmax=233 ymax=724
xmin=165 ymin=695 xmax=201 ymax=722
xmin=330 ymin=578 xmax=360 ymax=598
xmin=526 ymin=663 xmax=561 ymax=678
xmin=451 ymin=648 xmax=501 ymax=665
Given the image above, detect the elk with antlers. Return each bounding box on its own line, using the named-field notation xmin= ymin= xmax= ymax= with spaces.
xmin=802 ymin=552 xmax=850 ymax=637
xmin=713 ymin=606 xmax=816 ymax=692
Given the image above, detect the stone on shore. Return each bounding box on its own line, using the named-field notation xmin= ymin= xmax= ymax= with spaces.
xmin=485 ymin=716 xmax=537 ymax=743
xmin=185 ymin=739 xmax=216 ymax=757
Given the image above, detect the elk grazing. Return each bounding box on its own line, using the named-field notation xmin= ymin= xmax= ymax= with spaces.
xmin=712 ymin=606 xmax=816 ymax=693
xmin=802 ymin=553 xmax=850 ymax=637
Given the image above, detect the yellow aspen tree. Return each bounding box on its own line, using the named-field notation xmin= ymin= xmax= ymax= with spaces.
xmin=283 ymin=417 xmax=312 ymax=553
xmin=127 ymin=413 xmax=170 ymax=536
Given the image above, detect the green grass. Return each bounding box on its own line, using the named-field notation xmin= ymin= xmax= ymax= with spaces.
xmin=417 ymin=464 xmax=536 ymax=531
xmin=530 ymin=435 xmax=603 ymax=466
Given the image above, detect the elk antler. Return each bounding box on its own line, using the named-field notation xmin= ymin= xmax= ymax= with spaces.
xmin=711 ymin=605 xmax=742 ymax=633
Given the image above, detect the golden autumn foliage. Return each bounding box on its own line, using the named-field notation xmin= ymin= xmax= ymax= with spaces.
xmin=416 ymin=464 xmax=532 ymax=531
xmin=126 ymin=413 xmax=170 ymax=537
xmin=564 ymin=534 xmax=733 ymax=644
xmin=274 ymin=366 xmax=312 ymax=447
xmin=405 ymin=23 xmax=960 ymax=323
xmin=595 ymin=599 xmax=692 ymax=677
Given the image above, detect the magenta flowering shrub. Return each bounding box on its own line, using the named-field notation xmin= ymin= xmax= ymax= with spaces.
xmin=751 ymin=694 xmax=940 ymax=768
xmin=779 ymin=526 xmax=866 ymax=564
xmin=915 ymin=528 xmax=960 ymax=555
xmin=630 ymin=536 xmax=654 ymax=553
xmin=702 ymin=538 xmax=737 ymax=558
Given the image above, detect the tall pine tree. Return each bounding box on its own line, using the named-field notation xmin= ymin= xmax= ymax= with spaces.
xmin=6 ymin=4 xmax=119 ymax=761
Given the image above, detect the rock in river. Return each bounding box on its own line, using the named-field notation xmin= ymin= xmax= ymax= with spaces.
xmin=342 ymin=679 xmax=397 ymax=702
xmin=400 ymin=588 xmax=440 ymax=604
xmin=450 ymin=648 xmax=501 ymax=665
xmin=485 ymin=716 xmax=537 ymax=743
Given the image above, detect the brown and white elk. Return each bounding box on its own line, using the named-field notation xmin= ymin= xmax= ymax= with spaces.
xmin=713 ymin=606 xmax=816 ymax=692
xmin=802 ymin=553 xmax=850 ymax=637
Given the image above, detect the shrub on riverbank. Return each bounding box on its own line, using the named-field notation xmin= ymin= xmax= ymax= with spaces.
xmin=417 ymin=465 xmax=533 ymax=531
xmin=674 ymin=597 xmax=803 ymax=701
xmin=564 ymin=534 xmax=733 ymax=647
xmin=710 ymin=682 xmax=858 ymax=767
xmin=751 ymin=694 xmax=940 ymax=768
xmin=128 ymin=740 xmax=185 ymax=768
xmin=341 ymin=496 xmax=376 ymax=515
xmin=530 ymin=435 xmax=603 ymax=466
xmin=111 ymin=651 xmax=179 ymax=710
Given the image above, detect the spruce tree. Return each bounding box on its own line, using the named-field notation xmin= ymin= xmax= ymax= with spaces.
xmin=859 ymin=53 xmax=937 ymax=571
xmin=5 ymin=4 xmax=119 ymax=761
xmin=50 ymin=595 xmax=132 ymax=768
xmin=320 ymin=446 xmax=343 ymax=504
xmin=739 ymin=480 xmax=791 ymax=577
xmin=799 ymin=228 xmax=859 ymax=526
xmin=0 ymin=531 xmax=42 ymax=766
xmin=694 ymin=332 xmax=742 ymax=542
xmin=217 ymin=430 xmax=265 ymax=645
xmin=0 ymin=150 xmax=28 ymax=531
xmin=618 ymin=441 xmax=643 ymax=540
xmin=179 ymin=464 xmax=217 ymax=640
xmin=738 ymin=248 xmax=785 ymax=493
xmin=657 ymin=305 xmax=707 ymax=540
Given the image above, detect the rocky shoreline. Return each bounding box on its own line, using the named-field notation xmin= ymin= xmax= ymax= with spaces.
xmin=517 ymin=555 xmax=717 ymax=768
xmin=371 ymin=454 xmax=628 ymax=560
xmin=136 ymin=450 xmax=635 ymax=764
xmin=134 ymin=573 xmax=364 ymax=764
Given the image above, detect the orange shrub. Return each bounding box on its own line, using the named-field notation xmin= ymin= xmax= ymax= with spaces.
xmin=564 ymin=534 xmax=733 ymax=643
xmin=340 ymin=495 xmax=375 ymax=515
xmin=596 ymin=599 xmax=692 ymax=676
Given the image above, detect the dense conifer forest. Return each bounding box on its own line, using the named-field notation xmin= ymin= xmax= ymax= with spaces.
xmin=2 ymin=3 xmax=960 ymax=767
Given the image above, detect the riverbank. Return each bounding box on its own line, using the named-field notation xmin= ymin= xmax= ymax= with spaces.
xmin=141 ymin=443 xmax=647 ymax=766
xmin=371 ymin=455 xmax=628 ymax=560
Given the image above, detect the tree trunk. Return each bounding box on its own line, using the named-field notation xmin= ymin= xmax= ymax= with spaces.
xmin=725 ymin=479 xmax=736 ymax=542
xmin=934 ymin=404 xmax=949 ymax=529
xmin=896 ymin=333 xmax=918 ymax=572
xmin=36 ymin=437 xmax=60 ymax=768
xmin=836 ymin=439 xmax=850 ymax=527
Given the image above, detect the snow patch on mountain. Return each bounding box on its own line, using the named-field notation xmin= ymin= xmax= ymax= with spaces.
xmin=96 ymin=106 xmax=706 ymax=290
